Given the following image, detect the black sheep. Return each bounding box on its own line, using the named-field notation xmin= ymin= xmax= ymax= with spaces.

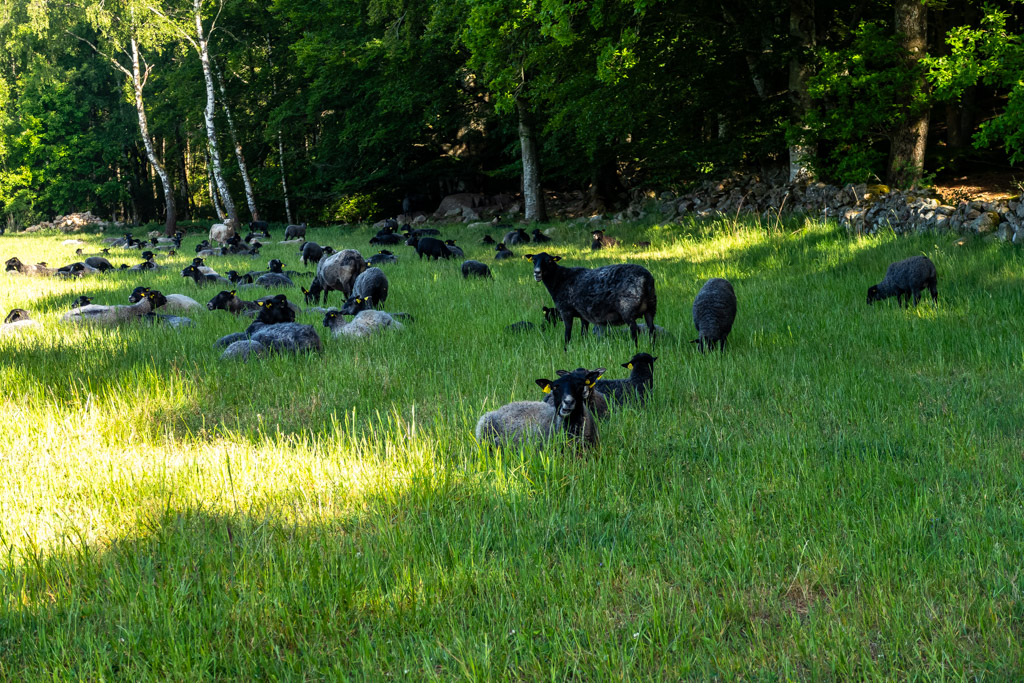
xmin=531 ymin=229 xmax=551 ymax=243
xmin=691 ymin=278 xmax=737 ymax=352
xmin=181 ymin=264 xmax=230 ymax=284
xmin=254 ymin=294 xmax=297 ymax=324
xmin=300 ymin=241 xmax=325 ymax=266
xmin=227 ymin=270 xmax=255 ymax=284
xmin=351 ymin=267 xmax=389 ymax=305
xmin=368 ymin=250 xmax=397 ymax=266
xmin=249 ymin=220 xmax=271 ymax=236
xmin=71 ymin=295 xmax=93 ymax=309
xmin=85 ymin=256 xmax=114 ymax=272
xmin=370 ymin=233 xmax=403 ymax=246
xmin=494 ymin=243 xmax=514 ymax=260
xmin=415 ymin=237 xmax=453 ymax=260
xmin=867 ymin=255 xmax=938 ymax=307
xmin=591 ymin=230 xmax=619 ymax=250
xmin=525 ymin=252 xmax=657 ymax=347
xmin=503 ymin=228 xmax=531 ymax=245
xmin=444 ymin=240 xmax=465 ymax=258
xmin=461 ymin=260 xmax=492 ymax=278
xmin=594 ymin=353 xmax=658 ymax=406
xmin=481 ymin=234 xmax=496 ymax=245
xmin=504 ymin=306 xmax=559 ymax=333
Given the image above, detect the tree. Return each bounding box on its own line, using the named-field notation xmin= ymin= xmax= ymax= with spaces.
xmin=888 ymin=0 xmax=929 ymax=187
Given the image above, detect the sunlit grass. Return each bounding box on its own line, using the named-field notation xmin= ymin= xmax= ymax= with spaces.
xmin=1 ymin=217 xmax=1023 ymax=678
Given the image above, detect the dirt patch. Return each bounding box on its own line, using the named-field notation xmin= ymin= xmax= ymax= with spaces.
xmin=932 ymin=171 xmax=1023 ymax=203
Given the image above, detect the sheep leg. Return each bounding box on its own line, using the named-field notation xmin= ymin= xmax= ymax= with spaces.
xmin=644 ymin=311 xmax=656 ymax=345
xmin=929 ymin=280 xmax=938 ymax=304
xmin=912 ymin=289 xmax=922 ymax=307
xmin=562 ymin=315 xmax=574 ymax=348
xmin=629 ymin=320 xmax=639 ymax=347
xmin=581 ymin=320 xmax=590 ymax=335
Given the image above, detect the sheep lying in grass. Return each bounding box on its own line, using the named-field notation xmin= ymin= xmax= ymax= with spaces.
xmin=692 ymin=278 xmax=737 ymax=352
xmin=525 ymin=252 xmax=657 ymax=347
xmin=220 ymin=322 xmax=322 ymax=360
xmin=505 ymin=306 xmax=559 ymax=334
xmin=475 ymin=368 xmax=604 ymax=449
xmin=0 ymin=309 xmax=41 ymax=335
xmin=544 ymin=367 xmax=610 ymax=419
xmin=128 ymin=286 xmax=201 ymax=312
xmin=338 ymin=295 xmax=414 ymax=322
xmin=503 ymin=228 xmax=531 ymax=245
xmin=494 ymin=243 xmax=514 ymax=260
xmin=63 ymin=290 xmax=167 ymax=324
xmin=594 ymin=353 xmax=657 ymax=407
xmin=591 ymin=230 xmax=619 ymax=250
xmin=867 ymin=255 xmax=938 ymax=308
xmin=323 ymin=308 xmax=403 ymax=338
xmin=5 ymin=257 xmax=56 ymax=277
xmin=181 ymin=264 xmax=230 ymax=284
xmin=462 ymin=260 xmax=492 ymax=279
xmin=368 ymin=250 xmax=397 ymax=266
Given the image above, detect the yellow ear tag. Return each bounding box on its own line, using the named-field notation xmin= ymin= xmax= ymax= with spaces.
xmin=627 ymin=363 xmax=633 ymax=369
xmin=542 ymin=384 xmax=552 ymax=394
xmin=230 ymin=290 xmax=236 ymax=296
xmin=257 ymin=301 xmax=265 ymax=307
xmin=585 ymin=380 xmax=594 ymax=387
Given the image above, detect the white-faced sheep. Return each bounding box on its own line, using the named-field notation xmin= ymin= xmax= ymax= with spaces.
xmin=475 ymin=368 xmax=604 ymax=449
xmin=692 ymin=278 xmax=737 ymax=352
xmin=867 ymin=255 xmax=938 ymax=308
xmin=525 ymin=252 xmax=657 ymax=347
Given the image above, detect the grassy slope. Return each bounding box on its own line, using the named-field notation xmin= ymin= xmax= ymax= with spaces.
xmin=1 ymin=218 xmax=1022 ymax=679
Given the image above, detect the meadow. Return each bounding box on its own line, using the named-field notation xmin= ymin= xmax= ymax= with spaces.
xmin=1 ymin=216 xmax=1023 ymax=679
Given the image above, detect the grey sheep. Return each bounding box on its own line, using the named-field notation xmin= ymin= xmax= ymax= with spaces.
xmin=5 ymin=257 xmax=56 ymax=277
xmin=284 ymin=223 xmax=308 ymax=239
xmin=593 ymin=353 xmax=657 ymax=407
xmin=323 ymin=308 xmax=403 ymax=338
xmin=503 ymin=228 xmax=531 ymax=245
xmin=308 ymin=249 xmax=367 ymax=304
xmin=1 ymin=308 xmax=42 ymax=335
xmin=63 ymin=290 xmax=168 ymax=324
xmin=525 ymin=252 xmax=657 ymax=347
xmin=220 ymin=322 xmax=322 ymax=360
xmin=475 ymin=368 xmax=604 ymax=449
xmin=352 ymin=267 xmax=389 ymax=306
xmin=462 ymin=260 xmax=492 ymax=278
xmin=867 ymin=255 xmax=938 ymax=307
xmin=692 ymin=278 xmax=736 ymax=351
xmin=368 ymin=250 xmax=397 ymax=266
xmin=255 ymin=272 xmax=294 ymax=288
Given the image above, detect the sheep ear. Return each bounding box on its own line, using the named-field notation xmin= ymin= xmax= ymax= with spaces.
xmin=523 ymin=254 xmax=533 ymax=260
xmin=256 ymin=301 xmax=265 ymax=307
xmin=555 ymin=370 xmax=569 ymax=377
xmin=552 ymin=256 xmax=562 ymax=262
xmin=535 ymin=379 xmax=553 ymax=393
xmin=585 ymin=368 xmax=606 ymax=386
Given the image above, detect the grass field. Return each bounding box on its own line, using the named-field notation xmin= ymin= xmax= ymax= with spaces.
xmin=1 ymin=216 xmax=1023 ymax=679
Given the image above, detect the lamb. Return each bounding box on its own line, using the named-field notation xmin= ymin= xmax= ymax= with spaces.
xmin=474 ymin=368 xmax=603 ymax=449
xmin=0 ymin=309 xmax=41 ymax=335
xmin=226 ymin=270 xmax=255 ymax=284
xmin=255 ymin=271 xmax=294 ymax=288
xmin=504 ymin=306 xmax=559 ymax=334
xmin=525 ymin=252 xmax=657 ymax=347
xmin=370 ymin=232 xmax=403 ymax=246
xmin=307 ymin=249 xmax=367 ymax=304
xmin=300 ymin=241 xmax=333 ymax=266
xmin=481 ymin=234 xmax=496 ymax=245
xmin=494 ymin=243 xmax=514 ymax=260
xmin=503 ymin=228 xmax=531 ymax=245
xmin=351 ymin=267 xmax=389 ymax=305
xmin=462 ymin=260 xmax=492 ymax=278
xmin=220 ymin=322 xmax=322 ymax=360
xmin=544 ymin=367 xmax=611 ymax=420
xmin=368 ymin=250 xmax=397 ymax=266
xmin=207 ymin=290 xmax=301 ymax=318
xmin=593 ymin=353 xmax=657 ymax=407
xmin=284 ymin=222 xmax=307 ymax=239
xmin=867 ymin=255 xmax=938 ymax=308
xmin=128 ymin=286 xmax=201 ymax=312
xmin=63 ymin=290 xmax=168 ymax=324
xmin=691 ymin=278 xmax=737 ymax=351
xmin=5 ymin=257 xmax=56 ymax=276
xmin=323 ymin=308 xmax=403 ymax=338
xmin=591 ymin=230 xmax=619 ymax=250
xmin=338 ymin=295 xmax=414 ymax=321
xmin=531 ymin=229 xmax=551 ymax=243
xmin=254 ymin=294 xmax=297 ymax=324
xmin=84 ymin=256 xmax=114 ymax=272
xmin=71 ymin=295 xmax=93 ymax=308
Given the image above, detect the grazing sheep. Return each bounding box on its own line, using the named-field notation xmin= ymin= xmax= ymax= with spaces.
xmin=300 ymin=241 xmax=333 ymax=266
xmin=462 ymin=260 xmax=492 ymax=279
xmin=220 ymin=322 xmax=322 ymax=360
xmin=128 ymin=286 xmax=201 ymax=312
xmin=691 ymin=278 xmax=737 ymax=352
xmin=414 ymin=237 xmax=453 ymax=260
xmin=475 ymin=368 xmax=604 ymax=449
xmin=593 ymin=322 xmax=667 ymax=338
xmin=481 ymin=234 xmax=496 ymax=245
xmin=352 ymin=267 xmax=389 ymax=305
xmin=593 ymin=353 xmax=657 ymax=407
xmin=544 ymin=367 xmax=611 ymax=420
xmin=494 ymin=243 xmax=514 ymax=260
xmin=181 ymin=264 xmax=231 ymax=284
xmin=503 ymin=228 xmax=531 ymax=245
xmin=368 ymin=250 xmax=397 ymax=266
xmin=63 ymin=290 xmax=168 ymax=324
xmin=308 ymin=249 xmax=367 ymax=304
xmin=867 ymin=255 xmax=938 ymax=308
xmin=0 ymin=309 xmax=41 ymax=334
xmin=284 ymin=223 xmax=307 ymax=239
xmin=323 ymin=308 xmax=403 ymax=338
xmin=591 ymin=230 xmax=619 ymax=250
xmin=5 ymin=257 xmax=56 ymax=277
xmin=531 ymin=229 xmax=551 ymax=243
xmin=444 ymin=240 xmax=465 ymax=258
xmin=370 ymin=232 xmax=403 ymax=246
xmin=505 ymin=306 xmax=559 ymax=334
xmin=525 ymin=252 xmax=657 ymax=347
xmin=209 ymin=222 xmax=235 ymax=244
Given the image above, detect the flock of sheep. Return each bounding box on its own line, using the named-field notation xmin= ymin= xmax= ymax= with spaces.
xmin=2 ymin=219 xmax=939 ymax=451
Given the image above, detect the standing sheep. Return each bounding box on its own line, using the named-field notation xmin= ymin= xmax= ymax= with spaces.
xmin=525 ymin=252 xmax=657 ymax=347
xmin=209 ymin=223 xmax=235 ymax=244
xmin=308 ymin=249 xmax=367 ymax=304
xmin=692 ymin=278 xmax=737 ymax=352
xmin=351 ymin=267 xmax=389 ymax=306
xmin=867 ymin=255 xmax=938 ymax=307
xmin=284 ymin=223 xmax=308 ymax=239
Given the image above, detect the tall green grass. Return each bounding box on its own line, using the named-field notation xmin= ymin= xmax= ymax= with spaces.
xmin=1 ymin=217 xmax=1022 ymax=679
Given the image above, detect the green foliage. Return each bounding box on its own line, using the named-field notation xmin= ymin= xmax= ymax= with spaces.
xmin=327 ymin=192 xmax=380 ymax=223
xmin=799 ymin=22 xmax=932 ymax=185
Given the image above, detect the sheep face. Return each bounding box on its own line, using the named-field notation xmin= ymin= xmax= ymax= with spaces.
xmin=268 ymin=259 xmax=285 ymax=273
xmin=866 ymin=285 xmax=880 ymax=305
xmin=623 ymin=352 xmax=657 ymax=370
xmin=72 ymin=296 xmax=92 ymax=308
xmin=4 ymin=309 xmax=30 ymax=324
xmin=322 ymin=309 xmax=341 ymax=328
xmin=340 ymin=296 xmax=373 ymax=316
xmin=207 ymin=290 xmax=238 ymax=311
xmin=181 ymin=265 xmax=202 ymax=280
xmin=537 ymin=369 xmax=604 ymax=419
xmin=5 ymin=257 xmax=22 ymax=272
xmin=524 ymin=252 xmax=562 ymax=283
xmin=144 ymin=291 xmax=168 ymax=310
xmin=128 ymin=286 xmax=151 ymax=303
xmin=255 ymin=295 xmax=295 ymax=324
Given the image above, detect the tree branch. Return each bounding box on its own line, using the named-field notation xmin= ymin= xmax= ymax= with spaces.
xmin=67 ymin=30 xmax=131 ymax=78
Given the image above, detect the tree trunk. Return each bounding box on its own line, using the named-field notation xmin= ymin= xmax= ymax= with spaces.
xmin=206 ymin=148 xmax=226 ymax=221
xmin=194 ymin=0 xmax=237 ymax=228
xmin=278 ymin=132 xmax=293 ymax=224
xmin=213 ymin=59 xmax=258 ymax=222
xmin=888 ymin=0 xmax=929 ymax=188
xmin=130 ymin=37 xmax=176 ymax=234
xmin=516 ymin=99 xmax=546 ymax=222
xmin=788 ymin=0 xmax=815 ymax=182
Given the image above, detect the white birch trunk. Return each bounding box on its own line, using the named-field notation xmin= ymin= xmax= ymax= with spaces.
xmin=194 ymin=0 xmax=238 ymax=228
xmin=278 ymin=132 xmax=293 ymax=224
xmin=130 ymin=37 xmax=176 ymax=234
xmin=516 ymin=99 xmax=546 ymax=223
xmin=213 ymin=60 xmax=258 ymax=222
xmin=206 ymin=149 xmax=227 ymax=221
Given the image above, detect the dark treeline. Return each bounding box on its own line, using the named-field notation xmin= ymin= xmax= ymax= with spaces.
xmin=1 ymin=0 xmax=1022 ymax=231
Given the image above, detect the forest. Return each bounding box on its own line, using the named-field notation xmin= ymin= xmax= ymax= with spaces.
xmin=1 ymin=0 xmax=1023 ymax=231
